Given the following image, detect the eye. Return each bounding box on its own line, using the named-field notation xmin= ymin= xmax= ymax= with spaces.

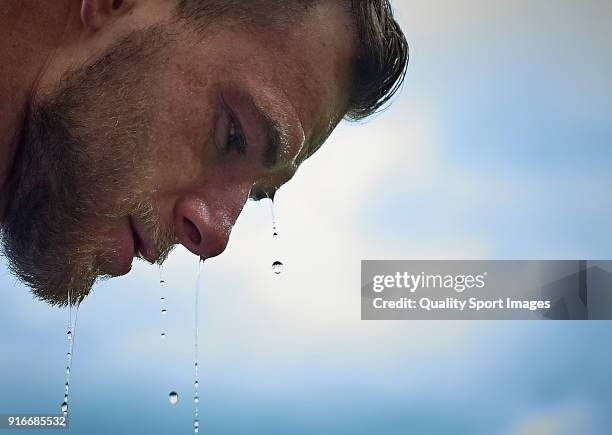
xmin=226 ymin=117 xmax=247 ymax=155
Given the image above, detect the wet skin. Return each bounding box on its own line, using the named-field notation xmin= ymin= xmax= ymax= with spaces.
xmin=0 ymin=0 xmax=356 ymax=299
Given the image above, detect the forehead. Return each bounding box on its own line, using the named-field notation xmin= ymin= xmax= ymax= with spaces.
xmin=268 ymin=2 xmax=356 ymax=159
xmin=175 ymin=1 xmax=356 ymax=162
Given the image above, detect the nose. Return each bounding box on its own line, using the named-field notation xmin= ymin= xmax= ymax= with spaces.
xmin=173 ymin=189 xmax=248 ymax=259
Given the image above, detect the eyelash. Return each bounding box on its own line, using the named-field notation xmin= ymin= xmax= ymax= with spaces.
xmin=226 ymin=117 xmax=247 ymax=155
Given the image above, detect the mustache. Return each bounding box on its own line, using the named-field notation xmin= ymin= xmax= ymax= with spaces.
xmin=129 ymin=200 xmax=177 ymax=265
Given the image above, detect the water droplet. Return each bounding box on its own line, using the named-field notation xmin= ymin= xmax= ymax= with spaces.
xmin=272 ymin=261 xmax=284 ymax=274
xmin=273 ymin=232 xmax=278 ymax=238
xmin=62 ymin=299 xmax=79 ymax=421
xmin=161 ymin=309 xmax=167 ymax=315
xmin=161 ymin=297 xmax=166 ymax=303
xmin=193 ymin=259 xmax=202 ymax=431
xmin=169 ymin=391 xmax=178 ymax=405
xmin=160 ymin=280 xmax=165 ymax=287
xmin=161 ymin=333 xmax=166 ymax=339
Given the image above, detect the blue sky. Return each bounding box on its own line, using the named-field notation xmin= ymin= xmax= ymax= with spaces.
xmin=1 ymin=1 xmax=612 ymax=434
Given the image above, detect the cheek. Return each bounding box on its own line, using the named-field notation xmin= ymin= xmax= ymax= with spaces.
xmin=136 ymin=50 xmax=274 ymax=197
xmin=203 ymin=157 xmax=264 ymax=194
xmin=145 ymin=87 xmax=218 ymax=190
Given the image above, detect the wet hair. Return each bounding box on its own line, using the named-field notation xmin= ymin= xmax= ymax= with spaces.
xmin=345 ymin=1 xmax=408 ymax=120
xmin=174 ymin=0 xmax=409 ymax=121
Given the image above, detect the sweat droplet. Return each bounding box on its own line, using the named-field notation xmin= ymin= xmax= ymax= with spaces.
xmin=269 ymin=199 xmax=284 ymax=275
xmin=62 ymin=289 xmax=80 ymax=420
xmin=193 ymin=259 xmax=203 ymax=431
xmin=169 ymin=392 xmax=178 ymax=405
xmin=272 ymin=261 xmax=284 ymax=274
xmin=159 ymin=267 xmax=167 ymax=341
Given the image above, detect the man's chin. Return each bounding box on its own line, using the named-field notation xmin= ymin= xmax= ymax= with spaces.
xmin=4 ymin=248 xmax=103 ymax=307
xmin=29 ymin=273 xmax=99 ymax=307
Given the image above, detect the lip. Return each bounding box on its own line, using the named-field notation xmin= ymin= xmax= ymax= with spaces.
xmin=99 ymin=219 xmax=135 ymax=277
xmin=129 ymin=216 xmax=158 ymax=263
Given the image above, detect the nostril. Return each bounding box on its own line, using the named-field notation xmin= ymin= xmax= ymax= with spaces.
xmin=183 ymin=217 xmax=202 ymax=246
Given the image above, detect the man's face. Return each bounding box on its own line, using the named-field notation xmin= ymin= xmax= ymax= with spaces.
xmin=1 ymin=2 xmax=355 ymax=304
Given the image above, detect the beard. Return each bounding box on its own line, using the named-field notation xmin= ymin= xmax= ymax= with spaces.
xmin=1 ymin=25 xmax=177 ymax=306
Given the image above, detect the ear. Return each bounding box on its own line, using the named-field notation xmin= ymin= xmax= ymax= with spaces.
xmin=80 ymin=0 xmax=129 ymax=32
